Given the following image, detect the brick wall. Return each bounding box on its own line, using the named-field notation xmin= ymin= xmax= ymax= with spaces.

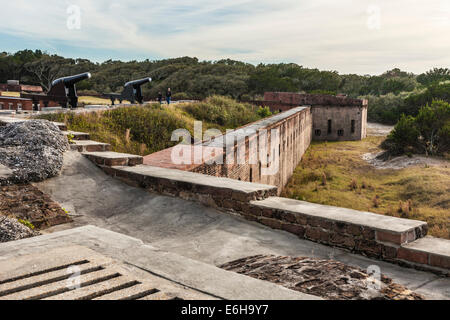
xmin=191 ymin=107 xmax=313 ymax=194
xmin=311 ymin=105 xmax=368 ymax=141
xmin=259 ymin=92 xmax=368 ymax=141
xmin=0 ymin=97 xmax=33 ymax=111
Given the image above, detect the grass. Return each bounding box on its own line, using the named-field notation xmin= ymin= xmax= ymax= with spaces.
xmin=37 ymin=96 xmax=268 ymax=156
xmin=78 ymin=96 xmax=131 ymax=105
xmin=0 ymin=91 xmax=21 ymax=97
xmin=281 ymin=136 xmax=450 ymax=239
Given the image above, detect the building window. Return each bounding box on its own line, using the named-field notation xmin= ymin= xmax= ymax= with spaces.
xmin=17 ymin=103 xmax=22 ymax=111
xmin=8 ymin=103 xmax=13 ymax=110
xmin=351 ymin=120 xmax=356 ymax=134
xmin=327 ymin=120 xmax=332 ymax=134
xmin=338 ymin=129 xmax=344 ymax=136
xmin=315 ymin=129 xmax=321 ymax=136
xmin=0 ymin=103 xmax=4 ymax=109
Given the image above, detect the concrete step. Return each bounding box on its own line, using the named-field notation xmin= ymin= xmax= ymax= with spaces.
xmin=70 ymin=140 xmax=111 ymax=152
xmin=62 ymin=131 xmax=90 ymax=141
xmin=399 ymin=237 xmax=450 ymax=272
xmin=83 ymin=151 xmax=143 ymax=167
xmin=102 ymin=165 xmax=278 ymax=206
xmin=52 ymin=122 xmax=67 ymax=131
xmin=245 ymin=197 xmax=432 ymax=266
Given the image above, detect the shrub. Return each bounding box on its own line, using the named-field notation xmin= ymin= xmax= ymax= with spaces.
xmin=172 ymin=92 xmax=191 ymax=100
xmin=183 ymin=95 xmax=261 ymax=128
xmin=381 ymin=114 xmax=420 ymax=155
xmin=256 ymin=106 xmax=272 ymax=118
xmin=381 ymin=100 xmax=450 ymax=156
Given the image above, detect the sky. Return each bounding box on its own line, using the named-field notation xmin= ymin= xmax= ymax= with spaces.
xmin=1 ymin=0 xmax=449 ymax=75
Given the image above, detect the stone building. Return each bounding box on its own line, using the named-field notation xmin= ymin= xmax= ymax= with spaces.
xmin=261 ymin=92 xmax=368 ymax=141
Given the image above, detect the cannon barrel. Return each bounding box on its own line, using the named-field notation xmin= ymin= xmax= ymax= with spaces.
xmin=51 ymin=72 xmax=91 ymax=88
xmin=124 ymin=77 xmax=152 ymax=88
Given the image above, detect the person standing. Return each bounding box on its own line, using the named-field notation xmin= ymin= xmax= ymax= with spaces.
xmin=157 ymin=91 xmax=163 ymax=104
xmin=166 ymin=88 xmax=172 ymax=105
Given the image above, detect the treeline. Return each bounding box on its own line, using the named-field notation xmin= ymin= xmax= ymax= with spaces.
xmin=1 ymin=50 xmax=450 ymax=124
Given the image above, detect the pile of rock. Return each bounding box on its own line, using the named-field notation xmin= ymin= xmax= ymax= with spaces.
xmin=221 ymin=255 xmax=424 ymax=300
xmin=0 ymin=120 xmax=68 ymax=185
xmin=0 ymin=216 xmax=40 ymax=243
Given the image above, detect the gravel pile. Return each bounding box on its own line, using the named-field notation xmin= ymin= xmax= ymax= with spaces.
xmin=0 ymin=120 xmax=68 ymax=185
xmin=0 ymin=216 xmax=40 ymax=243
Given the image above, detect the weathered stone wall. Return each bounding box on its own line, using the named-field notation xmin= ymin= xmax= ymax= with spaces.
xmin=191 ymin=107 xmax=313 ymax=194
xmin=311 ymin=105 xmax=368 ymax=141
xmin=257 ymin=92 xmax=368 ymax=141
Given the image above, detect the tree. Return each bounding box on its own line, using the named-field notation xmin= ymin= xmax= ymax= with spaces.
xmin=381 ymin=114 xmax=419 ymax=155
xmin=415 ymin=100 xmax=450 ymax=155
xmin=417 ymin=68 xmax=450 ymax=86
xmin=24 ymin=55 xmax=68 ymax=91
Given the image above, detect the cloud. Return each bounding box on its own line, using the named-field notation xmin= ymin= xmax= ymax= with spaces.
xmin=1 ymin=0 xmax=449 ymax=74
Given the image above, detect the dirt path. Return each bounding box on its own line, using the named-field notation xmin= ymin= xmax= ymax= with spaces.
xmin=367 ymin=122 xmax=394 ymax=136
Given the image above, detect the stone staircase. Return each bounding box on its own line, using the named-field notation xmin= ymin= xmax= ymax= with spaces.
xmin=57 ymin=125 xmax=144 ymax=167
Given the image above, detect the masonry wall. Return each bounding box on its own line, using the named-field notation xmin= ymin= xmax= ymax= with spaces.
xmin=191 ymin=107 xmax=313 ymax=194
xmin=0 ymin=97 xmax=33 ymax=111
xmin=258 ymin=92 xmax=368 ymax=141
xmin=311 ymin=105 xmax=368 ymax=141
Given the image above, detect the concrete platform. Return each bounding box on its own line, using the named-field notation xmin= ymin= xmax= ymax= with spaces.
xmin=33 ymin=152 xmax=450 ymax=300
xmin=0 ymin=227 xmax=319 ymax=300
xmin=114 ymin=164 xmax=277 ymax=195
xmin=70 ymin=140 xmax=111 ymax=152
xmin=400 ymin=237 xmax=450 ymax=269
xmin=253 ymin=197 xmax=427 ymax=241
xmin=51 ymin=122 xmax=67 ymax=131
xmin=83 ymin=151 xmax=143 ymax=166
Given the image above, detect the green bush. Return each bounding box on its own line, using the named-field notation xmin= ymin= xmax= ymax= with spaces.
xmin=381 ymin=115 xmax=420 ymax=155
xmin=183 ymin=95 xmax=261 ymax=128
xmin=256 ymin=106 xmax=272 ymax=118
xmin=382 ymin=100 xmax=450 ymax=156
xmin=172 ymin=92 xmax=191 ymax=100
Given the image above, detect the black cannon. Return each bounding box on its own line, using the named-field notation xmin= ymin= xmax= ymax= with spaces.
xmin=22 ymin=72 xmax=91 ymax=109
xmin=103 ymin=77 xmax=152 ymax=105
xmin=49 ymin=72 xmax=91 ymax=108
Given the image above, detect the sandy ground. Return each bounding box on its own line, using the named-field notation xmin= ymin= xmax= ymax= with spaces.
xmin=364 ymin=123 xmax=449 ymax=169
xmin=362 ymin=151 xmax=449 ymax=170
xmin=367 ymin=122 xmax=394 ymax=136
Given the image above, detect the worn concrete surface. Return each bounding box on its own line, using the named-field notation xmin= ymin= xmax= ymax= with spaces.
xmin=252 ymin=197 xmax=426 ymax=234
xmin=403 ymin=237 xmax=450 ymax=257
xmin=115 ymin=164 xmax=278 ymax=194
xmin=82 ymin=151 xmax=142 ymax=160
xmin=0 ymin=244 xmax=215 ymax=300
xmin=34 ymin=151 xmax=450 ymax=300
xmin=0 ymin=227 xmax=318 ymax=300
